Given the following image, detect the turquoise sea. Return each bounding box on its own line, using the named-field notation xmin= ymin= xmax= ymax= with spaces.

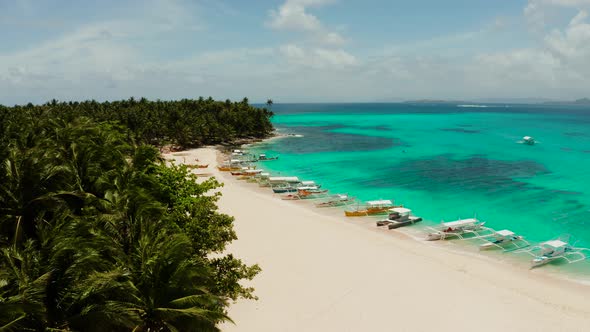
xmin=250 ymin=103 xmax=590 ymax=276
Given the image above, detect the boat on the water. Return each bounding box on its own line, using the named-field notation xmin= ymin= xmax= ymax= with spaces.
xmin=231 ymin=168 xmax=263 ymax=176
xmin=425 ymin=218 xmax=488 ymax=241
xmin=268 ymin=176 xmax=301 ymax=184
xmin=267 ymin=176 xmax=302 ymax=193
xmin=258 ymin=153 xmax=279 ymax=161
xmin=234 ymin=169 xmax=264 ymax=179
xmin=345 ymin=200 xmax=396 ymax=217
xmin=474 ymin=229 xmax=530 ymax=251
xmin=298 ymin=187 xmax=328 ymax=195
xmin=315 ymin=194 xmax=355 ymax=207
xmin=218 ymin=159 xmax=255 ymax=171
xmin=376 ymin=207 xmax=422 ymax=229
xmin=521 ymin=136 xmax=535 ymax=145
xmin=247 ymin=172 xmax=270 ymax=183
xmin=272 ymin=184 xmax=298 ymax=194
xmin=515 ymin=239 xmax=589 ymax=268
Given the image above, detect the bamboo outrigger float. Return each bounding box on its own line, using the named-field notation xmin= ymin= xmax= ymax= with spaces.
xmin=467 ymin=229 xmax=530 ymax=251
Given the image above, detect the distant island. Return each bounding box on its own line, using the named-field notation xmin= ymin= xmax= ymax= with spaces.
xmin=403 ymin=98 xmax=590 ymax=105
xmin=403 ymin=99 xmax=468 ymax=104
xmin=543 ymin=98 xmax=590 ymax=105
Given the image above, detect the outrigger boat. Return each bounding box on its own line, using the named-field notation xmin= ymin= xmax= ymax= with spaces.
xmin=315 ymin=194 xmax=355 ymax=207
xmin=425 ymin=218 xmax=488 ymax=241
xmin=299 ymin=180 xmax=320 ymax=188
xmin=344 ymin=200 xmax=397 ymax=217
xmin=218 ymin=159 xmax=254 ymax=172
xmin=298 ymin=187 xmax=328 ymax=195
xmin=376 ymin=207 xmax=422 ymax=229
xmin=231 ymin=168 xmax=263 ymax=176
xmin=258 ymin=153 xmax=279 ymax=161
xmin=272 ymin=184 xmax=298 ymax=194
xmin=522 ymin=136 xmax=535 ymax=145
xmin=269 ymin=176 xmax=301 ymax=184
xmin=264 ymin=176 xmax=300 ymax=189
xmin=281 ymin=188 xmax=328 ymax=200
xmin=247 ymin=172 xmax=270 ymax=183
xmin=471 ymin=229 xmax=530 ymax=251
xmin=235 ymin=169 xmax=264 ymax=179
xmin=515 ymin=239 xmax=589 ymax=268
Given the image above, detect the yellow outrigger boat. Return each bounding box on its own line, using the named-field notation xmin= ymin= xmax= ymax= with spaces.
xmin=344 ymin=199 xmax=398 ymax=217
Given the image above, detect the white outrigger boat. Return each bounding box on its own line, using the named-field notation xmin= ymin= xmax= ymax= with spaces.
xmin=515 ymin=239 xmax=589 ymax=268
xmin=281 ymin=187 xmax=329 ymax=200
xmin=247 ymin=172 xmax=270 ymax=183
xmin=258 ymin=153 xmax=279 ymax=161
xmin=425 ymin=218 xmax=489 ymax=241
xmin=470 ymin=229 xmax=530 ymax=251
xmin=518 ymin=136 xmax=536 ymax=145
xmin=376 ymin=207 xmax=422 ymax=229
xmin=315 ymin=194 xmax=355 ymax=207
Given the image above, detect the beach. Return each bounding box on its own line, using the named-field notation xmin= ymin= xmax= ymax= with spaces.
xmin=166 ymin=148 xmax=590 ymax=332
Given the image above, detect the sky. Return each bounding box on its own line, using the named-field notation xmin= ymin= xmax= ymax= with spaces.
xmin=1 ymin=0 xmax=590 ymax=104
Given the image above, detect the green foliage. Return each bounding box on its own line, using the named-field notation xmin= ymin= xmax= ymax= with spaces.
xmin=0 ymin=97 xmax=274 ymax=149
xmin=0 ymin=99 xmax=264 ymax=331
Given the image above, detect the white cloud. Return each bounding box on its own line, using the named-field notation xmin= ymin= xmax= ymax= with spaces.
xmin=279 ymin=43 xmax=357 ymax=68
xmin=267 ymin=0 xmax=346 ymax=46
xmin=525 ymin=0 xmax=590 ymax=29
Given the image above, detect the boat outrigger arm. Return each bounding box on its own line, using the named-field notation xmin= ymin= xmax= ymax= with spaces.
xmin=514 ymin=240 xmax=590 ymax=268
xmin=460 ymin=229 xmax=531 ymax=252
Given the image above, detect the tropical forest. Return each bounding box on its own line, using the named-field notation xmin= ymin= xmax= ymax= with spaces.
xmin=0 ymin=97 xmax=274 ymax=331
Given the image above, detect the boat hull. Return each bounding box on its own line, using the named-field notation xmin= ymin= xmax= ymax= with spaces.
xmin=387 ymin=217 xmax=422 ymax=229
xmin=345 ymin=206 xmax=393 ymax=217
xmin=273 ymin=188 xmax=297 ymax=194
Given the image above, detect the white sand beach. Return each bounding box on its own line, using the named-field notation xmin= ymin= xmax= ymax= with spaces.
xmin=166 ymin=148 xmax=590 ymax=332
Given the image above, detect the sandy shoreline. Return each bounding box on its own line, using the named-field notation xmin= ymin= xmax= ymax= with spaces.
xmin=166 ymin=148 xmax=590 ymax=332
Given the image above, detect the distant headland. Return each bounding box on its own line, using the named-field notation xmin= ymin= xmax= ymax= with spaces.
xmin=402 ymin=98 xmax=590 ymax=105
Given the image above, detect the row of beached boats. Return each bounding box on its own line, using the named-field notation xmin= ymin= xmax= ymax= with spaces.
xmin=218 ymin=150 xmax=589 ymax=269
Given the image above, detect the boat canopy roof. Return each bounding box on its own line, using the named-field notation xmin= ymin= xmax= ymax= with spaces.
xmin=443 ymin=218 xmax=479 ymax=227
xmin=245 ymin=169 xmax=262 ymax=174
xmin=523 ymin=136 xmax=534 ymax=140
xmin=336 ymin=194 xmax=348 ymax=199
xmin=367 ymin=199 xmax=392 ymax=206
xmin=259 ymin=153 xmax=266 ymax=157
xmin=544 ymin=240 xmax=567 ymax=248
xmin=260 ymin=172 xmax=270 ymax=176
xmin=298 ymin=186 xmax=319 ymax=190
xmin=269 ymin=176 xmax=300 ymax=183
xmin=389 ymin=207 xmax=411 ymax=214
xmin=496 ymin=230 xmax=515 ymax=237
xmin=300 ymin=180 xmax=316 ymax=185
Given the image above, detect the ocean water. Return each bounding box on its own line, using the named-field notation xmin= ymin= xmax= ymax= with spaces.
xmin=249 ymin=103 xmax=590 ymax=276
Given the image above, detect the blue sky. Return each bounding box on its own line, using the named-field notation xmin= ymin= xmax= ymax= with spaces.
xmin=1 ymin=0 xmax=589 ymax=103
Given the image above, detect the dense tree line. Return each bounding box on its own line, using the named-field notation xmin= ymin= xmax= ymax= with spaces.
xmin=0 ymin=99 xmax=266 ymax=331
xmin=0 ymin=97 xmax=274 ymax=148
